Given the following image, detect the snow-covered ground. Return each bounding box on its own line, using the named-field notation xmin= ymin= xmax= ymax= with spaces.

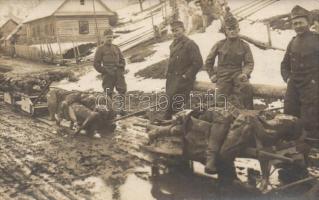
xmin=56 ymin=0 xmax=319 ymax=93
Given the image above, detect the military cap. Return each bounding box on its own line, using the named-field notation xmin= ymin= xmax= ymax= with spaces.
xmin=291 ymin=5 xmax=309 ymax=20
xmin=170 ymin=20 xmax=185 ymax=29
xmin=103 ymin=28 xmax=113 ymax=36
xmin=224 ymin=16 xmax=239 ymax=28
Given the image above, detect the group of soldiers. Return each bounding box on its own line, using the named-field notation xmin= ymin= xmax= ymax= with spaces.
xmin=92 ymin=4 xmax=318 ymax=178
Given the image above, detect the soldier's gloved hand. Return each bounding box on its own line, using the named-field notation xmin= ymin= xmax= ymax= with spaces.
xmin=238 ymin=73 xmax=248 ymax=82
xmin=210 ymin=75 xmax=217 ymax=83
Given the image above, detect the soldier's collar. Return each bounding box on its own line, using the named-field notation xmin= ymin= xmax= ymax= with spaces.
xmin=103 ymin=43 xmax=113 ymax=47
xmin=296 ymin=29 xmax=311 ymax=37
xmin=174 ymin=35 xmax=187 ymax=43
xmin=226 ymin=37 xmax=240 ymax=42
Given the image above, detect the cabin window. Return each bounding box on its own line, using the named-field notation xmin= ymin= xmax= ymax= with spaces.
xmin=79 ymin=20 xmax=89 ymax=34
xmin=80 ymin=0 xmax=85 ymax=5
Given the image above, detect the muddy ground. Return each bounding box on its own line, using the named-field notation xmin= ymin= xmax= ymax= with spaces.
xmin=0 ymin=102 xmax=271 ymax=200
xmin=1 ymin=95 xmax=319 ymax=200
xmin=0 ymin=101 xmax=147 ymax=199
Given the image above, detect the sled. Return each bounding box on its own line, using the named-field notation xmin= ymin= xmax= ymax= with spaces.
xmin=141 ymin=133 xmax=313 ymax=192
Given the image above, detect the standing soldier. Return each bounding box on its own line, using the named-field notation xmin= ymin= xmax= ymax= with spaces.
xmin=281 ymin=5 xmax=319 ymax=139
xmin=165 ymin=20 xmax=203 ymax=120
xmin=205 ymin=16 xmax=254 ymax=109
xmin=94 ymin=28 xmax=126 ymax=99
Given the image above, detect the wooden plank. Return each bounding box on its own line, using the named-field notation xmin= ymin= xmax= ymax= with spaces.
xmin=141 ymin=145 xmax=183 ymax=157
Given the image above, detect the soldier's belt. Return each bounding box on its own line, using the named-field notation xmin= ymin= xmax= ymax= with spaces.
xmin=218 ymin=65 xmax=242 ymax=69
xmin=167 ymin=72 xmax=184 ymax=76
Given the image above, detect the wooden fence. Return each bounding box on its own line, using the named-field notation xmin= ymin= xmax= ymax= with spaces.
xmin=0 ymin=43 xmax=62 ymax=62
xmin=15 ymin=45 xmax=42 ymax=61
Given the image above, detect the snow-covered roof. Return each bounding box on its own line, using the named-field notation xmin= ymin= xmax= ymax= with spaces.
xmin=23 ymin=0 xmax=65 ymax=23
xmin=23 ymin=0 xmax=114 ymax=24
xmin=5 ymin=23 xmax=24 ymax=41
xmin=0 ymin=18 xmax=19 ymax=29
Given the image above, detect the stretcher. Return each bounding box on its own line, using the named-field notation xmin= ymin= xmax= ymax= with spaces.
xmin=142 ymin=133 xmax=315 ymax=192
xmin=2 ymin=81 xmax=51 ymax=116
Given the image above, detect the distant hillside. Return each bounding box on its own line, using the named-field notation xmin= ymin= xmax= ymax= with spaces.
xmin=0 ymin=0 xmax=43 ymax=24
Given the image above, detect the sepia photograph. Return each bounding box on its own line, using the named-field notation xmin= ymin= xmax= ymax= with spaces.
xmin=0 ymin=0 xmax=318 ymax=199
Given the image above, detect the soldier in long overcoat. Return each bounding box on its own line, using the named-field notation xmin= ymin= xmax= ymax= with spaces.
xmin=165 ymin=20 xmax=203 ymax=119
xmin=281 ymin=5 xmax=319 ymax=139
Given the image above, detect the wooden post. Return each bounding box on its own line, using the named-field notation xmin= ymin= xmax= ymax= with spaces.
xmin=48 ymin=43 xmax=54 ymax=62
xmin=71 ymin=28 xmax=79 ymax=64
xmin=151 ymin=11 xmax=154 ymax=27
xmin=266 ymin=23 xmax=272 ymax=46
xmin=71 ymin=40 xmax=77 ymax=63
xmin=45 ymin=39 xmax=51 ymax=58
xmin=39 ymin=43 xmax=43 ymax=59
xmin=75 ymin=42 xmax=81 ymax=59
xmin=164 ymin=0 xmax=167 ymax=19
xmin=56 ymin=35 xmax=63 ymax=60
xmin=92 ymin=0 xmax=100 ymax=45
xmin=161 ymin=3 xmax=165 ymax=19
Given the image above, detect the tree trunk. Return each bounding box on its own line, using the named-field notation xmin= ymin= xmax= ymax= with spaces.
xmin=193 ymin=81 xmax=286 ymax=99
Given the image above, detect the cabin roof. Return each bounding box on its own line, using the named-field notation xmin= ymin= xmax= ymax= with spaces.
xmin=0 ymin=18 xmax=19 ymax=29
xmin=23 ymin=0 xmax=114 ymax=24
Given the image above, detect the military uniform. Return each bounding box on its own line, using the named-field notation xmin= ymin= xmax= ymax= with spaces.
xmin=165 ymin=23 xmax=203 ymax=118
xmin=205 ymin=20 xmax=254 ymax=109
xmin=281 ymin=6 xmax=319 ymax=138
xmin=94 ymin=40 xmax=126 ymax=97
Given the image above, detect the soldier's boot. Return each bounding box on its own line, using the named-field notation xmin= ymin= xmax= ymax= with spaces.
xmin=185 ymin=116 xmax=217 ymax=174
xmin=241 ymin=84 xmax=254 ymax=110
xmin=205 ymin=133 xmax=220 ymax=174
xmin=205 ymin=153 xmax=218 ymax=174
xmin=205 ymin=117 xmax=232 ymax=174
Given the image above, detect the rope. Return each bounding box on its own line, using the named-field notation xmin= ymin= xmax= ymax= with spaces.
xmin=239 ymin=0 xmax=279 ymax=21
xmin=232 ymin=0 xmax=261 ymax=13
xmin=234 ymin=0 xmax=267 ymax=15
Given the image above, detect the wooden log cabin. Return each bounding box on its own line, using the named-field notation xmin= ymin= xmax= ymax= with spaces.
xmin=0 ymin=19 xmax=19 ymax=42
xmin=23 ymin=0 xmax=116 ymax=44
